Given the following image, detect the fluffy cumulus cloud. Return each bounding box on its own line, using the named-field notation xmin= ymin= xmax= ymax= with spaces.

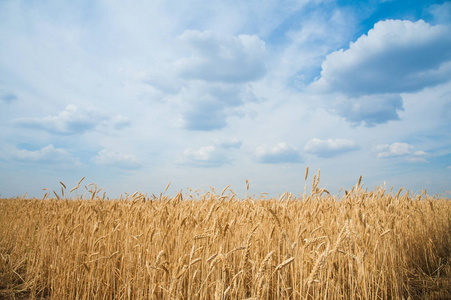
xmin=178 ymin=139 xmax=241 ymax=167
xmin=178 ymin=146 xmax=229 ymax=167
xmin=314 ymin=20 xmax=451 ymax=96
xmin=93 ymin=150 xmax=141 ymax=170
xmin=176 ymin=30 xmax=267 ymax=83
xmin=332 ymin=94 xmax=404 ymax=126
xmin=9 ymin=144 xmax=80 ymax=165
xmin=179 ymin=83 xmax=257 ymax=131
xmin=304 ymin=138 xmax=359 ymax=157
xmin=12 ymin=105 xmax=130 ymax=135
xmin=255 ymin=143 xmax=302 ymax=164
xmin=165 ymin=30 xmax=267 ymax=131
xmin=313 ymin=19 xmax=451 ymax=126
xmin=376 ymin=142 xmax=428 ymax=163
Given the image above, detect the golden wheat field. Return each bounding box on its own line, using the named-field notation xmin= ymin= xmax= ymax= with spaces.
xmin=1 ymin=173 xmax=450 ymax=300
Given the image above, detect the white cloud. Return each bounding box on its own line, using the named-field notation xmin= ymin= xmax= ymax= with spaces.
xmin=9 ymin=144 xmax=80 ymax=165
xmin=13 ymin=105 xmax=130 ymax=135
xmin=0 ymin=1 xmax=449 ymax=197
xmin=376 ymin=142 xmax=428 ymax=163
xmin=376 ymin=142 xmax=414 ymax=158
xmin=277 ymin=4 xmax=357 ymax=89
xmin=177 ymin=140 xmax=241 ymax=167
xmin=138 ymin=30 xmax=266 ymax=132
xmin=311 ymin=19 xmax=451 ymax=127
xmin=176 ymin=30 xmax=267 ymax=83
xmin=110 ymin=115 xmax=131 ymax=130
xmin=414 ymin=150 xmax=426 ymax=156
xmin=332 ymin=94 xmax=404 ymax=126
xmin=93 ymin=150 xmax=141 ymax=170
xmin=181 ymin=106 xmax=228 ymax=131
xmin=176 ymin=82 xmax=259 ymax=131
xmin=406 ymin=156 xmax=428 ymax=163
xmin=428 ymin=2 xmax=451 ymax=25
xmin=144 ymin=72 xmax=182 ymax=95
xmin=304 ymin=138 xmax=359 ymax=157
xmin=178 ymin=145 xmax=230 ymax=167
xmin=255 ymin=143 xmax=302 ymax=164
xmin=313 ymin=20 xmax=451 ymax=96
xmin=217 ymin=138 xmax=242 ymax=149
xmin=161 ymin=30 xmax=267 ymax=131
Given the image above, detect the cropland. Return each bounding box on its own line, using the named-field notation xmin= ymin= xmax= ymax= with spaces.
xmin=1 ymin=174 xmax=450 ymax=299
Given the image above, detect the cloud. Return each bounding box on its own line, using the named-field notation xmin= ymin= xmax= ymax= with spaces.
xmin=177 ymin=139 xmax=241 ymax=167
xmin=176 ymin=30 xmax=267 ymax=83
xmin=311 ymin=19 xmax=451 ymax=127
xmin=376 ymin=142 xmax=414 ymax=158
xmin=144 ymin=73 xmax=182 ymax=95
xmin=179 ymin=82 xmax=258 ymax=131
xmin=181 ymin=100 xmax=228 ymax=131
xmin=332 ymin=94 xmax=404 ymax=126
xmin=304 ymin=138 xmax=359 ymax=157
xmin=9 ymin=144 xmax=80 ymax=165
xmin=376 ymin=142 xmax=428 ymax=163
xmin=313 ymin=20 xmax=451 ymax=96
xmin=428 ymin=2 xmax=451 ymax=25
xmin=178 ymin=145 xmax=230 ymax=167
xmin=217 ymin=138 xmax=242 ymax=149
xmin=255 ymin=143 xmax=303 ymax=164
xmin=406 ymin=156 xmax=428 ymax=163
xmin=110 ymin=115 xmax=131 ymax=130
xmin=0 ymin=89 xmax=18 ymax=103
xmin=13 ymin=105 xmax=130 ymax=135
xmin=93 ymin=150 xmax=141 ymax=170
xmin=0 ymin=84 xmax=18 ymax=103
xmin=1 ymin=93 xmax=18 ymax=103
xmin=168 ymin=31 xmax=266 ymax=131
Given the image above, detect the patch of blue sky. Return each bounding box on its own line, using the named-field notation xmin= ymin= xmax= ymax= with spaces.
xmin=265 ymin=6 xmax=308 ymax=45
xmin=337 ymin=0 xmax=448 ymax=46
xmin=287 ymin=67 xmax=323 ymax=89
xmin=364 ymin=0 xmax=446 ymax=24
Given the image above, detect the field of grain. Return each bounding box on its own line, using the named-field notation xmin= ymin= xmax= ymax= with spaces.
xmin=1 ymin=174 xmax=450 ymax=299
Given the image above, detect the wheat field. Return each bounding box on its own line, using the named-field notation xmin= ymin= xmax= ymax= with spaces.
xmin=1 ymin=173 xmax=450 ymax=299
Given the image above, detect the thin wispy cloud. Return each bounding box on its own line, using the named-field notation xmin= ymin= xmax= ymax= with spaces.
xmin=304 ymin=138 xmax=359 ymax=157
xmin=93 ymin=150 xmax=141 ymax=170
xmin=178 ymin=145 xmax=232 ymax=168
xmin=376 ymin=142 xmax=428 ymax=163
xmin=9 ymin=144 xmax=81 ymax=166
xmin=255 ymin=143 xmax=303 ymax=164
xmin=217 ymin=138 xmax=242 ymax=149
xmin=12 ymin=105 xmax=130 ymax=135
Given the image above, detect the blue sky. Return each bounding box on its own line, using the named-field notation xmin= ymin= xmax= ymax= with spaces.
xmin=1 ymin=0 xmax=450 ymax=198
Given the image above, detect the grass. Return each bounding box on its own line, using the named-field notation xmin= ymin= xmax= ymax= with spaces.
xmin=0 ymin=174 xmax=450 ymax=299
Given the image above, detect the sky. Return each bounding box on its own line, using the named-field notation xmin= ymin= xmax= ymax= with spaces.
xmin=0 ymin=0 xmax=450 ymax=199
